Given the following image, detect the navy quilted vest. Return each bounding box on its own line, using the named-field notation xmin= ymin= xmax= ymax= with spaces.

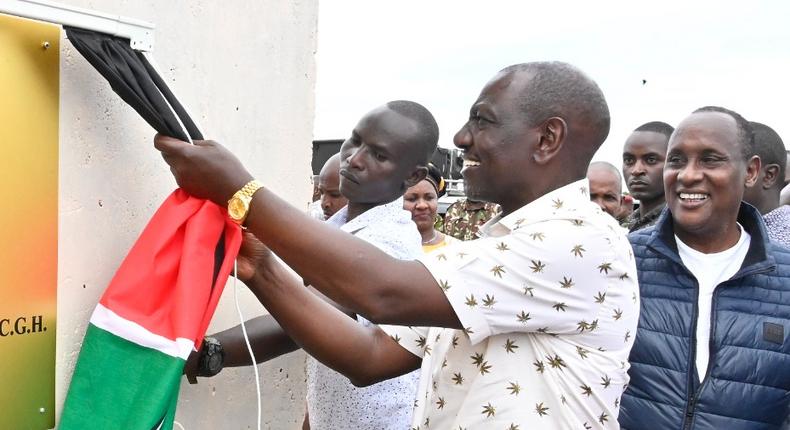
xmin=620 ymin=203 xmax=790 ymax=429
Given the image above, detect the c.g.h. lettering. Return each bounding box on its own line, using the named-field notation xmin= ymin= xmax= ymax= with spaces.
xmin=0 ymin=315 xmax=47 ymax=336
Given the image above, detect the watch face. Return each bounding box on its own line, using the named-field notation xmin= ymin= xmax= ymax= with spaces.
xmin=207 ymin=354 xmax=222 ymax=372
xmin=228 ymin=197 xmax=246 ymax=220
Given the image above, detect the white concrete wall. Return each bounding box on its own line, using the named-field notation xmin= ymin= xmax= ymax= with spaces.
xmin=57 ymin=1 xmax=317 ymax=428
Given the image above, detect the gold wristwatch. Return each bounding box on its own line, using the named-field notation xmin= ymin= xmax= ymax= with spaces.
xmin=227 ymin=179 xmax=263 ymax=226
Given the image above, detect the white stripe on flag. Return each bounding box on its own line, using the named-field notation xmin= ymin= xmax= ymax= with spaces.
xmin=90 ymin=304 xmax=194 ymax=359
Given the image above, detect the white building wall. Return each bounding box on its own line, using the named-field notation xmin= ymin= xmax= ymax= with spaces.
xmin=56 ymin=1 xmax=317 ymax=428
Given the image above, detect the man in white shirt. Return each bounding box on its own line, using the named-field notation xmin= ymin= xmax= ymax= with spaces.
xmin=185 ymin=100 xmax=438 ymax=430
xmin=154 ymin=61 xmax=640 ymax=429
xmin=621 ymin=107 xmax=790 ymax=428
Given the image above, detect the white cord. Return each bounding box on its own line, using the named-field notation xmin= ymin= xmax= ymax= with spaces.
xmin=233 ymin=258 xmax=262 ymax=430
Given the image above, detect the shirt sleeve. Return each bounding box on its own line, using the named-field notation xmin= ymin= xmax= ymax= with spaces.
xmin=379 ymin=324 xmax=431 ymax=358
xmin=419 ymin=219 xmax=619 ymax=345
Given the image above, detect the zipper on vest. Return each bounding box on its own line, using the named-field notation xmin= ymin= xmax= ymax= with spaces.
xmin=685 ymin=288 xmax=720 ymax=429
xmin=703 ymin=287 xmax=721 ymax=379
xmin=683 ymin=277 xmax=701 ymax=430
xmin=686 ymin=277 xmax=732 ymax=429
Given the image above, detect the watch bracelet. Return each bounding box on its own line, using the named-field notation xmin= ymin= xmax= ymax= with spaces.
xmin=238 ymin=179 xmax=263 ymax=198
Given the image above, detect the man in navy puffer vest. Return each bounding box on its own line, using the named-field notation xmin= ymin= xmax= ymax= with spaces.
xmin=620 ymin=106 xmax=790 ymax=429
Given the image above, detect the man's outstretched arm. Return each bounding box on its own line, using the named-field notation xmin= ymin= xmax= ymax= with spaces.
xmin=187 ymin=284 xmax=360 ymax=379
xmin=245 ymin=187 xmax=461 ymax=328
xmin=186 ymin=232 xmax=363 ymax=378
xmin=154 ymin=135 xmax=462 ymax=329
xmin=245 ymin=249 xmax=422 ymax=386
xmin=212 ymin=315 xmax=298 ymax=367
xmin=184 ymin=314 xmax=298 ymax=382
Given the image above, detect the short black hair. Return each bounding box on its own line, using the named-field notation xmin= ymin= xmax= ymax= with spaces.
xmin=749 ymin=121 xmax=787 ymax=186
xmin=501 ymin=62 xmax=611 ymax=149
xmin=634 ymin=121 xmax=674 ymax=138
xmin=386 ymin=100 xmax=439 ymax=165
xmin=692 ymin=106 xmax=754 ymax=160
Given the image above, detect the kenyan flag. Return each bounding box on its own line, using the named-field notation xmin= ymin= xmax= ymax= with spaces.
xmin=60 ymin=190 xmax=242 ymax=429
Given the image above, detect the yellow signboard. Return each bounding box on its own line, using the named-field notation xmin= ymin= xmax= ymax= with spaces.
xmin=0 ymin=13 xmax=59 ymax=429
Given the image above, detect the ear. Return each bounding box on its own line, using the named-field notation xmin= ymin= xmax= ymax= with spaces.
xmin=744 ymin=155 xmax=761 ymax=188
xmin=404 ymin=165 xmax=428 ymax=189
xmin=762 ymin=163 xmax=781 ymax=189
xmin=533 ymin=117 xmax=566 ymax=165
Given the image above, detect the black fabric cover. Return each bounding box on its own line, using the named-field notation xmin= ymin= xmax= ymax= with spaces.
xmin=65 ymin=27 xmax=202 ymax=142
xmin=65 ymin=28 xmax=225 ymax=281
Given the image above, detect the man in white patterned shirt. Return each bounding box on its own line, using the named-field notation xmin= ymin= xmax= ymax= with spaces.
xmin=305 ymin=196 xmax=422 ymax=429
xmin=393 ymin=179 xmax=638 ymax=429
xmin=184 ymin=100 xmax=438 ymax=430
xmin=155 ymin=61 xmax=639 ymax=429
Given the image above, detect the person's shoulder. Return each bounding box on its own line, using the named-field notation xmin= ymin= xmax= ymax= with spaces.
xmin=628 ymin=224 xmax=656 ymax=245
xmin=445 ymin=199 xmax=464 ymax=211
xmin=768 ymin=204 xmax=790 ymax=216
xmin=511 ymin=211 xmax=622 ymax=252
xmin=767 ymin=240 xmax=790 ymax=270
xmin=359 ymin=227 xmax=421 ymax=260
xmin=748 ymin=242 xmax=790 ymax=297
xmin=364 ymin=211 xmax=418 ymax=236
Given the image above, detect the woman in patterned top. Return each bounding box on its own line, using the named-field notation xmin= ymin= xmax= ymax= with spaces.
xmin=403 ymin=164 xmax=457 ymax=252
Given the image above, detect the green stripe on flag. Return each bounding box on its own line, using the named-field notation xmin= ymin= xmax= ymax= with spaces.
xmin=60 ymin=324 xmax=185 ymax=430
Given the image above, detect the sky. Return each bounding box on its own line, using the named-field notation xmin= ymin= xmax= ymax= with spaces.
xmin=313 ymin=0 xmax=790 ymax=168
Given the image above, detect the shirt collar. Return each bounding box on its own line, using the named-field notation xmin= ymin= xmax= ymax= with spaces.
xmin=479 ymin=179 xmax=592 ymax=238
xmin=649 ymin=201 xmax=775 ymax=274
xmin=326 ymin=197 xmax=409 ymax=234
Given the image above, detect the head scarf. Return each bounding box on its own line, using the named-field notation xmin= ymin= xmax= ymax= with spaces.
xmin=424 ymin=163 xmax=446 ymax=197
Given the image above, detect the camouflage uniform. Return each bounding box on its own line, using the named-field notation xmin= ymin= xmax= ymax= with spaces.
xmin=442 ymin=199 xmax=501 ymax=241
xmin=621 ymin=203 xmax=665 ymax=232
xmin=434 ymin=214 xmax=445 ymax=232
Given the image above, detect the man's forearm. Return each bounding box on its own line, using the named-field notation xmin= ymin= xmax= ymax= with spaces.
xmin=245 ymin=188 xmax=461 ymax=329
xmin=246 ymin=257 xmax=420 ymax=386
xmin=212 ymin=315 xmax=299 ymax=367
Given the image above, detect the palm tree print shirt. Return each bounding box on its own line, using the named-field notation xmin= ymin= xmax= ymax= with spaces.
xmin=382 ymin=180 xmax=640 ymax=429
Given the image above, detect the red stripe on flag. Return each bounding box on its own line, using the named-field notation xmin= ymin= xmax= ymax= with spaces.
xmin=99 ymin=189 xmax=242 ymax=346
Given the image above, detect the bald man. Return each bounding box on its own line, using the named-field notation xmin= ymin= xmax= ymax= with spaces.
xmin=158 ymin=61 xmax=638 ymax=428
xmin=587 ymin=161 xmax=623 ymax=218
xmin=317 ymin=153 xmax=348 ymax=219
